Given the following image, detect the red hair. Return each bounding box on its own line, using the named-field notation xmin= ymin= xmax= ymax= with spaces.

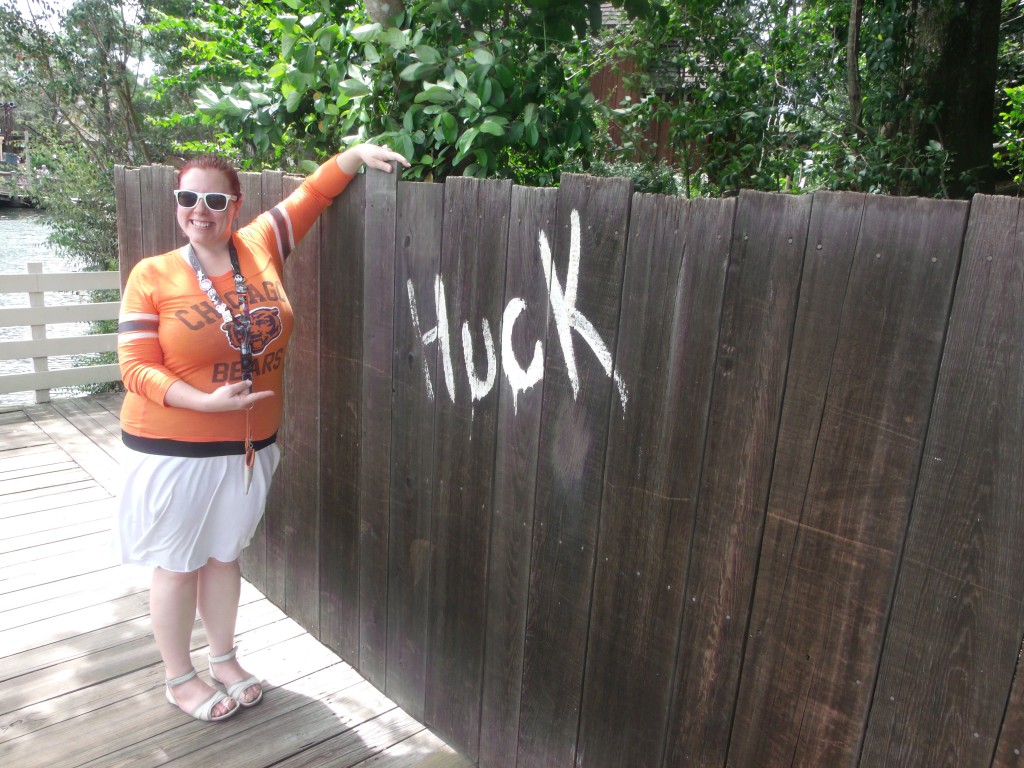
xmin=177 ymin=155 xmax=241 ymax=198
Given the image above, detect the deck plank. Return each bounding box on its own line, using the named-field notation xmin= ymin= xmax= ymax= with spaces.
xmin=0 ymin=395 xmax=469 ymax=768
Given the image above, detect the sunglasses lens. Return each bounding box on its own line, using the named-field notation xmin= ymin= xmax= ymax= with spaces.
xmin=175 ymin=190 xmax=199 ymax=208
xmin=205 ymin=193 xmax=229 ymax=211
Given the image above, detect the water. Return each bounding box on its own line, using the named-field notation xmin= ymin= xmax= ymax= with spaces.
xmin=0 ymin=207 xmax=93 ymax=406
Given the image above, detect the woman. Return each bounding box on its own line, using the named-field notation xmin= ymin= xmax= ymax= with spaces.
xmin=116 ymin=144 xmax=408 ymax=721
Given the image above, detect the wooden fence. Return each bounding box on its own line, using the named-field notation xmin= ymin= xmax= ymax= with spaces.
xmin=0 ymin=263 xmax=121 ymax=401
xmin=115 ymin=165 xmax=1024 ymax=768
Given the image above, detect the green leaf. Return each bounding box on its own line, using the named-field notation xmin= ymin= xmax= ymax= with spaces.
xmin=339 ymin=79 xmax=371 ymax=97
xmin=414 ymin=45 xmax=443 ymax=65
xmin=318 ymin=24 xmax=339 ymax=53
xmin=400 ymin=62 xmax=438 ymax=81
xmin=380 ymin=27 xmax=407 ymax=50
xmin=351 ymin=23 xmax=381 ymax=43
xmin=399 ymin=133 xmax=415 ymax=160
xmin=285 ymin=90 xmax=304 ymax=113
xmin=472 ymin=48 xmax=495 ymax=67
xmin=456 ymin=127 xmax=480 ymax=155
xmin=416 ymin=85 xmax=455 ymax=104
xmin=479 ymin=119 xmax=505 ymax=136
xmin=440 ymin=112 xmax=458 ymax=143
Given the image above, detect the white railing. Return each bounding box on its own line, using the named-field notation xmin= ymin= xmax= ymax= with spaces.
xmin=0 ymin=261 xmax=121 ymax=403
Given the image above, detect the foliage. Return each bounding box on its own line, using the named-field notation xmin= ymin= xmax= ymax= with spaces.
xmin=30 ymin=129 xmax=121 ymax=271
xmin=174 ymin=0 xmax=624 ymax=184
xmin=563 ymin=157 xmax=683 ymax=195
xmin=996 ymin=85 xmax=1024 ymax=187
xmin=596 ymin=0 xmax=968 ymax=197
xmin=0 ymin=0 xmax=209 ymax=270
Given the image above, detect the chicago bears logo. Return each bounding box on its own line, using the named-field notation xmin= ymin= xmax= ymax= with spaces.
xmin=222 ymin=306 xmax=283 ymax=355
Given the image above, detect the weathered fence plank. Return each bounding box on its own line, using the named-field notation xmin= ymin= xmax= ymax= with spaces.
xmin=318 ymin=174 xmax=367 ymax=663
xmin=385 ymin=180 xmax=444 ymax=722
xmin=729 ymin=195 xmax=967 ymax=766
xmin=278 ymin=175 xmax=322 ymax=636
xmin=238 ymin=170 xmax=268 ymax=586
xmin=516 ymin=174 xmax=634 ymax=768
xmin=356 ymin=164 xmax=400 ymax=690
xmin=862 ymin=194 xmax=1024 ymax=766
xmin=119 ymin=168 xmax=143 ymax=283
xmin=576 ymin=193 xmax=734 ymax=768
xmin=114 ymin=166 xmax=129 ymax=283
xmin=478 ymin=185 xmax=559 ymax=768
xmin=722 ymin=190 xmax=865 ymax=763
xmin=139 ymin=166 xmax=161 ymax=263
xmin=258 ymin=170 xmax=288 ymax=611
xmin=423 ymin=176 xmax=513 ymax=761
xmin=664 ymin=190 xmax=811 ymax=766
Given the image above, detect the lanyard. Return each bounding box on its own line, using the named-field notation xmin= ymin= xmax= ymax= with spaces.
xmin=186 ymin=239 xmax=257 ymax=492
xmin=187 ymin=239 xmax=254 ymax=382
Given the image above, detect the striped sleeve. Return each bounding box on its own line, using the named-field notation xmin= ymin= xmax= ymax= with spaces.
xmin=117 ymin=263 xmax=180 ymax=404
xmin=242 ymin=155 xmax=354 ymax=265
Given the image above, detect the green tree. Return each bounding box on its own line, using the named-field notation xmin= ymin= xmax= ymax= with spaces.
xmin=167 ymin=1 xmax=660 ymax=184
xmin=0 ymin=0 xmax=210 ymax=269
xmin=599 ymin=0 xmax=1010 ymax=198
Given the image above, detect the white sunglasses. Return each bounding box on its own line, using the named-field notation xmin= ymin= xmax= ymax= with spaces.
xmin=173 ymin=189 xmax=239 ymax=211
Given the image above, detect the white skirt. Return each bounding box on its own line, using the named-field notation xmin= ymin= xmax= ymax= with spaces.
xmin=115 ymin=442 xmax=280 ymax=573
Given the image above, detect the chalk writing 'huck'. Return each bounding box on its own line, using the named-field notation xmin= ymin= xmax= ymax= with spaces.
xmin=406 ymin=209 xmax=628 ymax=414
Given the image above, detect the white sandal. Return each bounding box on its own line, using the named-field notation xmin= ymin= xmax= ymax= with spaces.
xmin=209 ymin=646 xmax=263 ymax=707
xmin=165 ymin=669 xmax=238 ymax=722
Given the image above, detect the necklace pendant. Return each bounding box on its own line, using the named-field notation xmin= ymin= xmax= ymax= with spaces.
xmin=199 ymin=278 xmax=213 ymax=291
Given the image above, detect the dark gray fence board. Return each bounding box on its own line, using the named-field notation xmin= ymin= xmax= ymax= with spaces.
xmin=722 ymin=190 xmax=864 ymax=763
xmin=516 ymin=174 xmax=634 ymax=768
xmin=114 ymin=166 xmax=129 ymax=283
xmin=279 ymin=175 xmax=321 ymax=636
xmin=319 ymin=175 xmax=367 ymax=662
xmin=386 ymin=180 xmax=445 ymax=721
xmin=119 ymin=168 xmax=143 ymax=284
xmin=238 ymin=170 xmax=268 ymax=585
xmin=664 ymin=190 xmax=811 ymax=767
xmin=424 ymin=177 xmax=513 ymax=761
xmin=259 ymin=170 xmax=288 ymax=610
xmin=863 ymin=195 xmax=1024 ymax=767
xmin=140 ymin=167 xmax=165 ymax=263
xmin=724 ymin=191 xmax=865 ymax=765
xmin=759 ymin=192 xmax=866 ymax=526
xmin=479 ymin=185 xmax=559 ymax=768
xmin=357 ymin=165 xmax=400 ymax=689
xmin=576 ymin=193 xmax=733 ymax=768
xmin=729 ymin=195 xmax=967 ymax=766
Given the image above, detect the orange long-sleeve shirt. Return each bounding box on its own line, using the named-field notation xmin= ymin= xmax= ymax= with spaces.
xmin=118 ymin=157 xmax=353 ymax=455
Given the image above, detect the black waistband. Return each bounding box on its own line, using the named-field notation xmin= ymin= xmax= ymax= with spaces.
xmin=121 ymin=431 xmax=277 ymax=457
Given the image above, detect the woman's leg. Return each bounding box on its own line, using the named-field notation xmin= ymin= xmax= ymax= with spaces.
xmin=198 ymin=557 xmax=261 ymax=704
xmin=151 ymin=567 xmax=236 ymax=717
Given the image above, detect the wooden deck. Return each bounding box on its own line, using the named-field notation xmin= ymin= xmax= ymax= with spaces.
xmin=0 ymin=393 xmax=471 ymax=768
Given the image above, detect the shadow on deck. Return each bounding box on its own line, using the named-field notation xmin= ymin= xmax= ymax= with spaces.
xmin=0 ymin=393 xmax=470 ymax=768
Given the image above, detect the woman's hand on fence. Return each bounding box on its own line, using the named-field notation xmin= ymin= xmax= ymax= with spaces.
xmin=336 ymin=144 xmax=410 ymax=175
